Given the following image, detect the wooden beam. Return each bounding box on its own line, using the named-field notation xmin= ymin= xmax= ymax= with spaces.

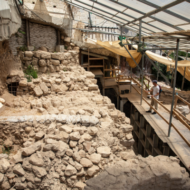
xmin=176 ymin=95 xmax=190 ymax=107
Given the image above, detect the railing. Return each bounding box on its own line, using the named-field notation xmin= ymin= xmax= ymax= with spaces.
xmin=135 ymin=76 xmax=150 ymax=90
xmin=174 ymin=95 xmax=190 ymax=125
xmin=131 ymin=79 xmax=190 ymax=147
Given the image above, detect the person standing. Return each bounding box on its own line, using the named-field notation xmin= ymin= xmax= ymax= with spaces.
xmin=145 ymin=80 xmax=160 ymax=114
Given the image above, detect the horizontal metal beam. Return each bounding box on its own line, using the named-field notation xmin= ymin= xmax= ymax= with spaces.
xmin=89 ymin=0 xmax=166 ymax=33
xmin=144 ymin=48 xmax=177 ymax=50
xmin=72 ymin=0 xmax=155 ymax=33
xmin=77 ymin=28 xmax=133 ymax=36
xmin=85 ymin=26 xmax=119 ymax=29
xmin=65 ymin=1 xmax=147 ymax=35
xmin=110 ymin=0 xmax=185 ymax=31
xmin=125 ymin=0 xmax=185 ymax=31
xmin=137 ymin=0 xmax=190 ymax=24
xmin=64 ymin=1 xmax=124 ymax=25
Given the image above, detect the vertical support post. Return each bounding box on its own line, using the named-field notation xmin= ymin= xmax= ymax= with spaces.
xmin=168 ymin=39 xmax=180 ymax=137
xmin=120 ymin=25 xmax=122 ymax=43
xmin=157 ymin=62 xmax=159 ymax=81
xmin=181 ymin=51 xmax=188 ymax=90
xmin=130 ymin=67 xmax=132 ymax=93
xmin=141 ymin=54 xmax=144 ymax=105
xmin=88 ymin=48 xmax=90 ymax=71
xmin=26 ymin=19 xmax=30 ymax=47
xmin=139 ymin=20 xmax=142 ymax=43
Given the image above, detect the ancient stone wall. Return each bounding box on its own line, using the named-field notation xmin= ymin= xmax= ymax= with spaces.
xmin=29 ymin=22 xmax=57 ymax=52
xmin=9 ymin=20 xmax=26 ymax=55
xmin=9 ymin=21 xmax=57 ymax=55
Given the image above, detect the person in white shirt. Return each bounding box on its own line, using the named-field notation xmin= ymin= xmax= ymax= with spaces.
xmin=145 ymin=80 xmax=160 ymax=114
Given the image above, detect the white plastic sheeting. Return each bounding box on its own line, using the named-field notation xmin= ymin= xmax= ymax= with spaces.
xmin=0 ymin=0 xmax=22 ymax=41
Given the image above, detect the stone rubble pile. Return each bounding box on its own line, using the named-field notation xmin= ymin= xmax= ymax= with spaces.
xmin=13 ymin=65 xmax=98 ymax=97
xmin=0 ymin=112 xmax=135 ymax=190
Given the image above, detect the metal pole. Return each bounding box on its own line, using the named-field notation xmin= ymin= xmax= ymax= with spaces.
xmin=130 ymin=67 xmax=132 ymax=93
xmin=139 ymin=20 xmax=142 ymax=43
xmin=181 ymin=51 xmax=188 ymax=90
xmin=157 ymin=62 xmax=159 ymax=81
xmin=141 ymin=54 xmax=144 ymax=105
xmin=168 ymin=39 xmax=180 ymax=137
xmin=123 ymin=45 xmax=142 ymax=72
xmin=120 ymin=25 xmax=122 ymax=43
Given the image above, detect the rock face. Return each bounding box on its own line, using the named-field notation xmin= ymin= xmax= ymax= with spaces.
xmin=85 ymin=156 xmax=190 ymax=190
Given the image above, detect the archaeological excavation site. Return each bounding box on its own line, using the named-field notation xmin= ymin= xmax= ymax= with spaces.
xmin=1 ymin=0 xmax=190 ymax=189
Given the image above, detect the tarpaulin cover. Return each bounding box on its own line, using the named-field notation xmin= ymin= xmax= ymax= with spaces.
xmin=146 ymin=51 xmax=190 ymax=82
xmin=96 ymin=41 xmax=142 ymax=68
xmin=95 ymin=40 xmax=190 ymax=81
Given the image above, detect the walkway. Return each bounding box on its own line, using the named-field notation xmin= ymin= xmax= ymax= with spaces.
xmin=120 ymin=84 xmax=190 ymax=171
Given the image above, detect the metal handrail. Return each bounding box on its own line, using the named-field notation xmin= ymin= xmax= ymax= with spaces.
xmin=131 ymin=81 xmax=190 ymax=147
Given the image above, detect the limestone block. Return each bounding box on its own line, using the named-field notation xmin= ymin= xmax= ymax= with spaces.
xmin=70 ymin=132 xmax=81 ymax=141
xmin=49 ymin=65 xmax=55 ymax=73
xmin=33 ymin=86 xmax=43 ymax=96
xmin=39 ymin=82 xmax=49 ymax=94
xmin=39 ymin=59 xmax=46 ymax=67
xmin=56 ymin=45 xmax=65 ymax=52
xmin=89 ymin=154 xmax=101 ymax=164
xmin=55 ymin=79 xmax=62 ymax=84
xmin=51 ymin=53 xmax=64 ymax=60
xmin=29 ymin=153 xmax=44 ymax=167
xmin=120 ymin=151 xmax=136 ymax=160
xmin=0 ymin=158 xmax=10 ymax=173
xmin=75 ymin=181 xmax=85 ymax=190
xmin=80 ymin=158 xmax=93 ymax=168
xmin=32 ymin=57 xmax=38 ymax=65
xmin=35 ymin=131 xmax=45 ymax=140
xmin=65 ymin=165 xmax=77 ymax=176
xmin=41 ymin=52 xmax=51 ymax=59
xmin=87 ymin=165 xmax=100 ymax=177
xmin=22 ymin=142 xmax=42 ymax=156
xmin=81 ymin=133 xmax=92 ymax=141
xmin=34 ymin=51 xmax=42 ymax=58
xmin=97 ymin=146 xmax=111 ymax=158
xmin=86 ymin=72 xmax=95 ymax=79
xmin=13 ymin=164 xmax=25 ymax=176
xmin=61 ymin=60 xmax=69 ymax=65
xmin=121 ymin=125 xmax=133 ymax=133
xmin=63 ymin=52 xmax=72 ymax=60
xmin=25 ymin=51 xmax=33 ymax=58
xmin=32 ymin=166 xmax=47 ymax=178
xmin=51 ymin=59 xmax=60 ymax=66
xmin=11 ymin=150 xmax=23 ymax=164
xmin=19 ymin=79 xmax=27 ymax=87
xmin=88 ymin=85 xmax=98 ymax=91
